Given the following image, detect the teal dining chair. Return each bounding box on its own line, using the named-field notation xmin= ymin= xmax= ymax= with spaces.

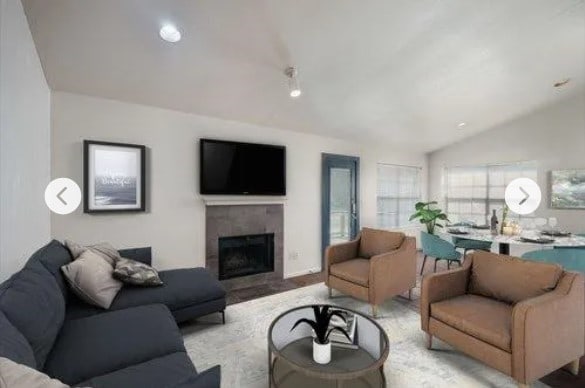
xmin=452 ymin=237 xmax=492 ymax=257
xmin=420 ymin=231 xmax=462 ymax=275
xmin=450 ymin=222 xmax=492 ymax=256
xmin=522 ymin=249 xmax=585 ymax=273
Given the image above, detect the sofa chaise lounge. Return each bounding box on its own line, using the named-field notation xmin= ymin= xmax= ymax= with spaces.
xmin=0 ymin=240 xmax=226 ymax=387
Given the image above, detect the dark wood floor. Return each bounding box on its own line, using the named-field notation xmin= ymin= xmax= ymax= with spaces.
xmin=225 ymin=253 xmax=583 ymax=387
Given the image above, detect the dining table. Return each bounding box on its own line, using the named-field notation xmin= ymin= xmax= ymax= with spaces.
xmin=442 ymin=228 xmax=585 ymax=255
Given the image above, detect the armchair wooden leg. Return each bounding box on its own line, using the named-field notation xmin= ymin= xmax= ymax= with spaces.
xmin=328 ymin=287 xmax=332 ymax=298
xmin=371 ymin=304 xmax=378 ymax=318
xmin=420 ymin=255 xmax=428 ymax=275
xmin=434 ymin=258 xmax=439 ymax=272
xmin=426 ymin=333 xmax=432 ymax=349
xmin=568 ymin=358 xmax=580 ymax=375
xmin=408 ymin=288 xmax=412 ymax=300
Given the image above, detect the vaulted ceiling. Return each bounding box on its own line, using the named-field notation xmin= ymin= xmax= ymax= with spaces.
xmin=23 ymin=0 xmax=585 ymax=152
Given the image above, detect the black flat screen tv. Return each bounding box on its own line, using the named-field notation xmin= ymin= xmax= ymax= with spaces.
xmin=200 ymin=139 xmax=286 ymax=195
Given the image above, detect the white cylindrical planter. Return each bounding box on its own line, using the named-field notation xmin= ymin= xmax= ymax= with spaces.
xmin=313 ymin=340 xmax=331 ymax=364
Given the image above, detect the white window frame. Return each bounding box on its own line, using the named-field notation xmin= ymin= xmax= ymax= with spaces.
xmin=376 ymin=163 xmax=422 ymax=229
xmin=444 ymin=161 xmax=537 ymax=224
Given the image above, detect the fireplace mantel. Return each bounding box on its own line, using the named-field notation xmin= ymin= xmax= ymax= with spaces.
xmin=201 ymin=195 xmax=287 ymax=206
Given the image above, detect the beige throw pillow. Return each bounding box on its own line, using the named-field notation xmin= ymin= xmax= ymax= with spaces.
xmin=61 ymin=250 xmax=123 ymax=309
xmin=0 ymin=357 xmax=86 ymax=388
xmin=64 ymin=240 xmax=121 ymax=266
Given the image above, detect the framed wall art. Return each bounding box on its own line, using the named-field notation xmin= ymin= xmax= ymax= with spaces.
xmin=550 ymin=169 xmax=585 ymax=209
xmin=83 ymin=140 xmax=146 ymax=213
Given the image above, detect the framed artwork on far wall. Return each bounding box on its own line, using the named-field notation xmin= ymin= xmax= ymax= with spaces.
xmin=550 ymin=169 xmax=585 ymax=209
xmin=83 ymin=140 xmax=146 ymax=213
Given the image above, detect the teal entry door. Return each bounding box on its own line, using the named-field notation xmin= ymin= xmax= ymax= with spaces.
xmin=321 ymin=154 xmax=360 ymax=262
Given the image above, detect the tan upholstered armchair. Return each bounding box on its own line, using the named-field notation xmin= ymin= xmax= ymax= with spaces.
xmin=421 ymin=250 xmax=585 ymax=388
xmin=325 ymin=227 xmax=417 ymax=317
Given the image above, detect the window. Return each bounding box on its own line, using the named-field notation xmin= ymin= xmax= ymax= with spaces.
xmin=377 ymin=164 xmax=421 ymax=228
xmin=445 ymin=162 xmax=537 ymax=224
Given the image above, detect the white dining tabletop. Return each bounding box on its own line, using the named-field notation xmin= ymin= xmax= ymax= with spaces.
xmin=443 ymin=229 xmax=585 ymax=248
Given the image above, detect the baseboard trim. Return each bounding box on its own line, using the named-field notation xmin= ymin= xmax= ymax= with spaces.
xmin=284 ymin=267 xmax=322 ymax=279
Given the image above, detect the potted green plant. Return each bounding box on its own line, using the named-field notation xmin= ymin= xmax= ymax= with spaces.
xmin=290 ymin=305 xmax=352 ymax=364
xmin=409 ymin=201 xmax=449 ymax=234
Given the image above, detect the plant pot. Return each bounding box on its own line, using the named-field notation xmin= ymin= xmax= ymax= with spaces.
xmin=313 ymin=339 xmax=331 ymax=364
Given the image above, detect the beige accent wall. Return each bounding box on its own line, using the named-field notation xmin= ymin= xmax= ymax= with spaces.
xmin=50 ymin=92 xmax=427 ymax=277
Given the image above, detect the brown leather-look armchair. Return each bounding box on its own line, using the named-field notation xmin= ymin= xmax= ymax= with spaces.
xmin=421 ymin=250 xmax=584 ymax=388
xmin=325 ymin=227 xmax=417 ymax=317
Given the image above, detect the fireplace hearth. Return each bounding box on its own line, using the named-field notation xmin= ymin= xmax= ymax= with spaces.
xmin=218 ymin=233 xmax=274 ymax=280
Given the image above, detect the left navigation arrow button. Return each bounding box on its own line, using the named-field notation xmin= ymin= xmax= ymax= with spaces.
xmin=45 ymin=178 xmax=81 ymax=214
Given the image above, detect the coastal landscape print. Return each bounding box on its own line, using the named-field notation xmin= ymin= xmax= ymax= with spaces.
xmin=551 ymin=169 xmax=585 ymax=209
xmin=84 ymin=141 xmax=145 ymax=212
xmin=94 ymin=148 xmax=138 ymax=206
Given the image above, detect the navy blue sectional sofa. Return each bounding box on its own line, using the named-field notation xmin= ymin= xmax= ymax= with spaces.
xmin=0 ymin=240 xmax=226 ymax=388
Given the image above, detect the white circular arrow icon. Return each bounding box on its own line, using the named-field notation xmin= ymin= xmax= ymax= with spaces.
xmin=505 ymin=178 xmax=541 ymax=215
xmin=45 ymin=178 xmax=81 ymax=215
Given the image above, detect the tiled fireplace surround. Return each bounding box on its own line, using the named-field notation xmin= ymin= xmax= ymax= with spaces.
xmin=205 ymin=204 xmax=284 ymax=291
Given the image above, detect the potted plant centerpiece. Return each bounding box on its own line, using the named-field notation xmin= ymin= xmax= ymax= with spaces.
xmin=290 ymin=305 xmax=352 ymax=364
xmin=409 ymin=201 xmax=449 ymax=234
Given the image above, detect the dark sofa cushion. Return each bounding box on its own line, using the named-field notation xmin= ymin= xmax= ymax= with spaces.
xmin=118 ymin=247 xmax=152 ymax=265
xmin=44 ymin=304 xmax=185 ymax=384
xmin=173 ymin=366 xmax=221 ymax=388
xmin=27 ymin=240 xmax=73 ymax=299
xmin=77 ymin=352 xmax=197 ymax=388
xmin=0 ymin=311 xmax=36 ymax=368
xmin=66 ymin=268 xmax=226 ymax=321
xmin=117 ymin=269 xmax=226 ymax=310
xmin=0 ymin=242 xmax=66 ymax=369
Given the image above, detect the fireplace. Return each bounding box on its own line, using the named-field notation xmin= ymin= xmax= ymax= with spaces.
xmin=206 ymin=204 xmax=283 ymax=291
xmin=218 ymin=233 xmax=275 ymax=280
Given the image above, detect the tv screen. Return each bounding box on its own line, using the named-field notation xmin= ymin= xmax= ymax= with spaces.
xmin=200 ymin=139 xmax=286 ymax=195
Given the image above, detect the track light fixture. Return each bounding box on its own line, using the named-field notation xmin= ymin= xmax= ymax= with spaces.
xmin=284 ymin=67 xmax=301 ymax=98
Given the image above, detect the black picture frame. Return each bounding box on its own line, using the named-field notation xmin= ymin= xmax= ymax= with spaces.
xmin=83 ymin=140 xmax=146 ymax=213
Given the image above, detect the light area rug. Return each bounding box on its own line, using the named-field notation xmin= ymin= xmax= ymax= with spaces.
xmin=181 ymin=283 xmax=550 ymax=388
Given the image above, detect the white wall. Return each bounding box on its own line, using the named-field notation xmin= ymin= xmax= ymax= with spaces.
xmin=429 ymin=94 xmax=585 ymax=254
xmin=51 ymin=92 xmax=427 ymax=276
xmin=0 ymin=0 xmax=51 ymax=281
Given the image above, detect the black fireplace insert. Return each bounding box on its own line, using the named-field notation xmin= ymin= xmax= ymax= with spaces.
xmin=218 ymin=233 xmax=275 ymax=280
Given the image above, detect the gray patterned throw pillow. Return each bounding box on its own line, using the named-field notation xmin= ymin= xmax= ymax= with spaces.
xmin=113 ymin=258 xmax=163 ymax=286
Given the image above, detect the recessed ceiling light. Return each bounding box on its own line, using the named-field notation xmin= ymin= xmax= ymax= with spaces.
xmin=159 ymin=24 xmax=181 ymax=43
xmin=553 ymin=78 xmax=570 ymax=88
xmin=458 ymin=122 xmax=467 ymax=129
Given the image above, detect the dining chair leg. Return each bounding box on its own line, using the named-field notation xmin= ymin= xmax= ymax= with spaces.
xmin=420 ymin=255 xmax=428 ymax=275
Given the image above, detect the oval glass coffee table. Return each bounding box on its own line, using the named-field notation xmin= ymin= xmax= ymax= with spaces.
xmin=268 ymin=305 xmax=389 ymax=387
